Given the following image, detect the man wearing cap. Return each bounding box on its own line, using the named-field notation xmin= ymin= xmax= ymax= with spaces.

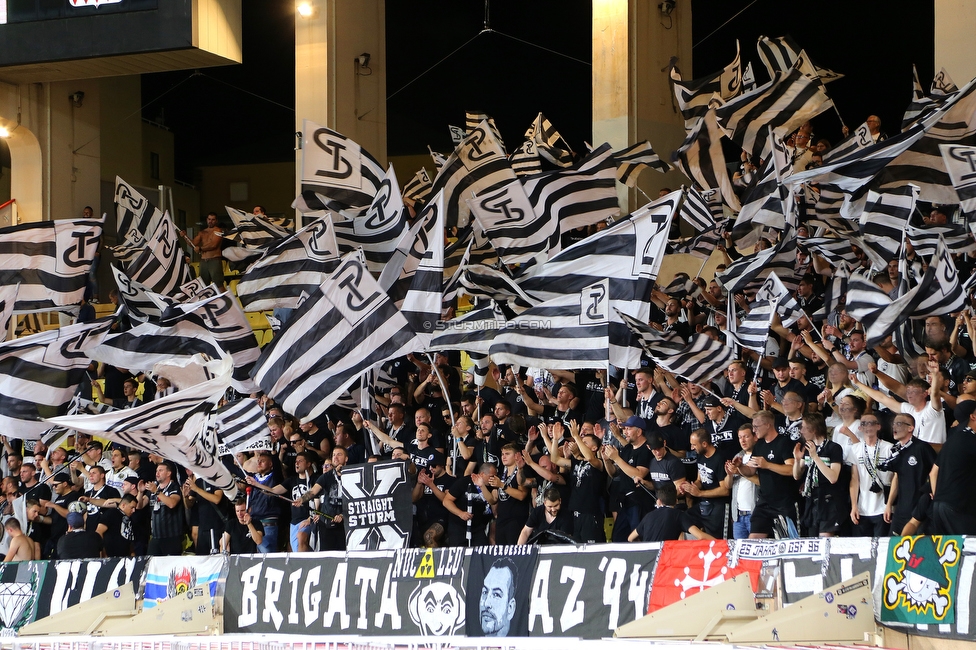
xmin=928 ymin=401 xmax=976 ymax=535
xmin=879 ymin=413 xmax=937 ymax=535
xmin=640 ymin=434 xmax=685 ymax=495
xmin=847 ymin=410 xmax=893 ymax=536
xmin=37 ymin=472 xmax=82 ymax=559
xmin=56 ymin=505 xmax=103 ymax=560
xmin=702 ymin=396 xmax=747 ymax=462
xmin=602 ymin=415 xmax=651 ymax=542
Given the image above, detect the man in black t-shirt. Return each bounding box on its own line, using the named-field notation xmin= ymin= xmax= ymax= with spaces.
xmin=517 ymin=487 xmax=573 ymax=544
xmin=224 ymin=499 xmax=263 ymax=554
xmin=57 ymin=510 xmax=104 ymax=560
xmin=443 ymin=463 xmax=496 ymax=547
xmin=793 ymin=413 xmax=847 ymax=536
xmin=929 ymin=403 xmax=976 ymax=534
xmin=147 ymin=462 xmax=184 ymax=556
xmin=740 ymin=411 xmax=799 ymax=538
xmin=549 ymin=423 xmax=606 ymax=543
xmin=414 ymin=452 xmax=453 ymax=542
xmin=603 ymin=416 xmax=651 ymax=542
xmin=879 ymin=413 xmax=938 ymax=535
xmin=39 ymin=472 xmax=82 ymax=559
xmin=278 ymin=452 xmax=317 ymax=552
xmin=485 ymin=443 xmax=531 ymax=545
xmin=184 ymin=471 xmax=229 ymax=555
xmin=629 ymin=483 xmax=713 ymax=542
xmin=643 ymin=434 xmax=685 ymax=493
xmin=683 ymin=429 xmax=731 ymax=538
xmin=702 ymin=397 xmax=747 ymax=462
xmin=300 ymin=448 xmax=348 ymax=551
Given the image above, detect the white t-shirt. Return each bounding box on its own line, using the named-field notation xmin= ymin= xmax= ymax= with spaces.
xmin=832 ymin=420 xmax=862 ymax=461
xmin=845 ymin=439 xmax=894 ymax=517
xmin=900 ymin=402 xmax=946 ymax=445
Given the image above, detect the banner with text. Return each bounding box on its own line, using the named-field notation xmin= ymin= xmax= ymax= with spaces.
xmin=342 ymin=460 xmax=414 ymax=550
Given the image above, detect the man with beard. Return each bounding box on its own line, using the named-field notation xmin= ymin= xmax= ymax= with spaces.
xmin=444 ymin=464 xmax=497 ymax=547
xmin=479 ymin=558 xmax=519 ymax=636
xmin=484 ymin=444 xmax=530 ymax=545
xmin=298 ymin=447 xmax=348 ymax=551
xmin=603 ymin=416 xmax=651 ymax=542
xmin=608 ymin=368 xmax=659 ymax=422
xmin=546 ymin=421 xmax=606 ymax=542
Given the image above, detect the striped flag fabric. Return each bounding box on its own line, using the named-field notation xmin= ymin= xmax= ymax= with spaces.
xmin=612 ymin=141 xmax=672 ymax=186
xmin=847 ymin=237 xmax=965 ymax=347
xmin=334 ymin=164 xmax=410 ymax=275
xmin=857 ymin=185 xmax=917 ymax=264
xmin=108 ymin=228 xmax=147 ymax=265
xmin=251 ymin=252 xmax=419 ymax=424
xmin=443 ymin=232 xmax=473 ymax=306
xmin=902 ymin=65 xmax=942 ymax=132
xmin=465 ymin=111 xmax=506 ymax=149
xmin=938 ymin=144 xmax=976 ymax=213
xmin=115 ymin=176 xmax=162 ymax=243
xmin=111 ymin=264 xmax=162 ymax=322
xmin=0 ymin=317 xmax=113 ymax=439
xmin=619 ymin=311 xmax=734 ymax=384
xmin=0 ymin=285 xmax=16 ymax=335
xmin=672 ymin=222 xmax=726 ymax=259
xmin=754 ymin=271 xmax=803 ymax=327
xmin=756 ymin=35 xmax=843 ymax=83
xmin=124 ymin=211 xmax=193 ymax=297
xmin=717 ymin=219 xmax=799 ymax=295
xmin=907 ymin=224 xmax=976 ymax=258
xmin=813 ymin=262 xmax=849 ymax=320
xmin=680 ymin=187 xmax=718 ymax=232
xmin=0 ymin=218 xmax=102 ymax=312
xmin=467 ymin=177 xmax=556 ymax=266
xmin=429 ymin=301 xmax=506 ymax=355
xmin=297 ymin=120 xmax=386 ymax=214
xmin=731 ymin=132 xmax=793 ymax=247
xmin=510 ymin=140 xmax=543 ymax=177
xmin=47 ymin=363 xmax=238 ymax=499
xmin=669 ymin=41 xmax=742 ymax=129
xmin=402 ymin=167 xmax=433 ymax=204
xmin=522 ymin=143 xmax=620 ymax=237
xmin=516 ymin=190 xmax=681 ymax=368
xmin=715 ymin=66 xmax=833 ymax=164
xmin=460 ymin=264 xmax=536 ymax=305
xmin=524 ymin=112 xmax=573 ymax=167
xmin=236 ymin=215 xmax=340 ymax=312
xmin=225 ymin=207 xmax=290 ymax=250
xmin=428 ymin=120 xmax=518 ymax=227
xmin=489 ymin=279 xmax=610 ymax=370
xmin=214 ymin=398 xmax=269 ymax=447
xmin=799 ymin=236 xmax=859 ymax=267
xmin=877 ymin=76 xmax=976 ymax=203
xmin=726 ymin=297 xmax=780 ymax=352
xmin=931 ymin=67 xmax=959 ymax=96
xmin=674 ymin=109 xmax=742 ymax=211
xmin=389 ymin=193 xmax=445 ymax=348
xmin=824 ymin=121 xmax=875 ymax=163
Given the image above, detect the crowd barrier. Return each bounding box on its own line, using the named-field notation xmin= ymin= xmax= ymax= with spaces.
xmin=0 ymin=537 xmax=973 ymax=640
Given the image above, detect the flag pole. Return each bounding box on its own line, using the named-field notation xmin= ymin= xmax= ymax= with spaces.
xmin=426 ymin=352 xmax=456 ymax=428
xmin=621 ymin=368 xmax=629 ymax=409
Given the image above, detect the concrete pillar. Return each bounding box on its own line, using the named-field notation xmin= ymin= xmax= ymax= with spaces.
xmin=295 ymin=0 xmax=387 ymax=205
xmin=592 ymin=0 xmax=692 ymax=213
xmin=935 ymin=0 xmax=976 ymax=85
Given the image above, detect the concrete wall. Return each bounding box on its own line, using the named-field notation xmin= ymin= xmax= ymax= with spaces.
xmin=0 ymin=81 xmax=45 ymax=222
xmin=197 ymin=161 xmax=295 ymax=219
xmin=935 ymin=0 xmax=976 ymax=85
xmin=100 ymin=76 xmax=145 ymax=189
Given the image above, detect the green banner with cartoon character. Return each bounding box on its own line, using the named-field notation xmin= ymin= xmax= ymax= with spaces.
xmin=882 ymin=535 xmax=963 ymax=625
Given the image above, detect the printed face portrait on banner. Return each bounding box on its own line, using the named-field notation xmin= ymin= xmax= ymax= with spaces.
xmin=480 ymin=560 xmax=518 ymax=636
xmin=466 ymin=546 xmax=537 ymax=637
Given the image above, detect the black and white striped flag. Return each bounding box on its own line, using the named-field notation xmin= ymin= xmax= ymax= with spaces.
xmin=334 ymin=164 xmax=410 ymax=275
xmin=0 ymin=317 xmax=113 ymax=439
xmin=939 ymin=144 xmax=976 ymax=213
xmin=524 ymin=112 xmax=573 ymax=167
xmin=489 ymin=279 xmax=610 ymax=370
xmin=857 ymin=185 xmax=917 ymax=265
xmin=297 ymin=120 xmax=386 ymax=214
xmin=824 ymin=121 xmax=875 ymax=163
xmin=509 ymin=140 xmax=543 ymax=177
xmin=877 ymin=76 xmax=976 ymax=203
xmin=524 ymin=142 xmax=620 ymax=238
xmin=619 ymin=311 xmax=734 ymax=384
xmin=251 ymin=252 xmax=419 ymax=424
xmin=907 ymin=224 xmax=976 ymax=258
xmin=674 ymin=109 xmax=742 ymax=211
xmin=715 ymin=65 xmax=833 ymax=164
xmin=47 ymin=363 xmax=238 ymax=499
xmin=680 ymin=187 xmax=718 ymax=233
xmin=672 ymin=222 xmax=726 ymax=259
xmin=0 ymin=218 xmax=102 ymax=312
xmin=799 ymin=236 xmax=858 ymax=267
xmin=726 ymin=297 xmax=780 ymax=352
xmin=429 ymin=301 xmax=506 ymax=355
xmin=465 ymin=111 xmax=506 ymax=149
xmin=467 ymin=177 xmax=556 ymax=266
xmin=516 ymin=190 xmax=681 ymax=368
xmin=756 ymin=35 xmax=843 ymax=83
xmin=0 ymin=285 xmax=15 ymax=335
xmin=111 ymin=264 xmax=162 ymax=322
xmin=214 ymin=398 xmax=269 ymax=447
xmin=115 ymin=176 xmax=162 ymax=243
xmin=402 ymin=167 xmax=433 ymax=204
xmin=443 ymin=232 xmax=473 ymax=307
xmin=124 ymin=211 xmax=193 ymax=297
xmin=612 ymin=141 xmax=672 ymax=187
xmin=669 ymin=41 xmax=742 ymax=129
xmin=237 ymin=215 xmax=340 ymax=312
xmin=847 ymin=237 xmax=965 ymax=347
xmin=225 ymin=207 xmax=291 ymax=250
xmin=813 ymin=261 xmax=849 ymax=320
xmin=428 ymin=120 xmax=518 ymax=228
xmin=717 ymin=219 xmax=799 ymax=295
xmin=108 ymin=228 xmax=147 ymax=265
xmin=754 ymin=271 xmax=803 ymax=327
xmin=460 ymin=264 xmax=536 ymax=305
xmin=901 ymin=65 xmax=943 ymax=132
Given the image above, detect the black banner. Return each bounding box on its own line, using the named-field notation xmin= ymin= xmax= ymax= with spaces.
xmin=465 ymin=545 xmax=538 ymax=637
xmin=36 ymin=556 xmax=147 ymax=619
xmin=527 ymin=544 xmax=658 ymax=638
xmin=341 ymin=460 xmax=413 ymax=550
xmin=224 ymin=548 xmax=468 ymax=636
xmin=5 ymin=0 xmax=158 ymax=24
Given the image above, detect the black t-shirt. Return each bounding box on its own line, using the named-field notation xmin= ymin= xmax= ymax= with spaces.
xmin=634 ymin=507 xmax=697 ymax=541
xmin=647 ymin=452 xmax=685 ymax=488
xmin=194 ymin=479 xmax=229 ymax=532
xmin=696 ymin=450 xmax=728 ymax=500
xmin=568 ymin=457 xmax=605 ymax=516
xmin=652 ymin=423 xmax=689 ymax=455
xmin=879 ymin=437 xmax=937 ymax=521
xmin=524 ymin=505 xmax=573 ymax=540
xmin=610 ymin=444 xmax=652 ymax=506
xmin=707 ymin=412 xmax=747 ymax=462
xmin=495 ymin=466 xmax=530 ymax=523
xmin=451 ymin=433 xmax=479 ymax=477
xmin=448 ymin=476 xmax=494 ymax=529
xmin=102 ymin=509 xmax=131 ymax=557
xmin=228 ymin=519 xmax=259 ymax=554
xmin=800 ymin=439 xmax=846 ymax=500
xmin=772 ymin=378 xmax=806 ymax=405
xmin=150 ymin=482 xmax=184 ymax=539
xmin=753 ymin=434 xmax=799 ymax=514
xmin=284 ymin=474 xmax=317 ymax=524
xmin=312 ymin=471 xmax=344 ymax=529
xmin=51 ymin=489 xmax=82 ymax=541
xmin=84 ymin=485 xmax=121 ymax=533
xmin=502 ymin=387 xmax=530 ymax=418
xmin=721 ymin=382 xmax=750 ymax=406
xmin=57 ymin=530 xmax=104 ymax=560
xmin=407 ymin=443 xmax=438 ymax=471
xmin=542 ymin=406 xmax=584 ymax=429
xmin=934 ymin=428 xmax=976 ymax=517
xmin=416 ymin=471 xmax=452 ymax=525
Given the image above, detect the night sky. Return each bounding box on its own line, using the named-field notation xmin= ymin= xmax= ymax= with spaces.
xmin=141 ymin=0 xmax=935 ymax=181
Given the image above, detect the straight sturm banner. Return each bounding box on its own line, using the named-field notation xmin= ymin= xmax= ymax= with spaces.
xmin=527 ymin=543 xmax=659 ymax=639
xmin=224 ymin=548 xmax=469 ymax=636
xmin=342 ymin=460 xmax=413 ymax=550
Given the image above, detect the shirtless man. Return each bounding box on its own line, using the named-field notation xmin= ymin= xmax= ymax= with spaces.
xmin=3 ymin=519 xmax=33 ymax=561
xmin=182 ymin=212 xmax=225 ymax=290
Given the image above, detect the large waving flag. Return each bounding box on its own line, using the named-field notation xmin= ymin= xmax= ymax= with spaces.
xmin=333 ymin=165 xmax=410 ymax=275
xmin=297 ymin=120 xmax=386 ymax=214
xmin=124 ymin=211 xmax=193 ymax=297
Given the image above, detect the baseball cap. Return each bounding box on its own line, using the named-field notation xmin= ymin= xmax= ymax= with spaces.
xmin=428 ymin=451 xmax=446 ymax=467
xmin=51 ymin=472 xmax=71 ymax=485
xmin=123 ymin=477 xmax=140 ymax=487
xmin=702 ymin=395 xmax=723 ymax=408
xmin=772 ymin=358 xmax=790 ymax=369
xmin=954 ymin=399 xmax=976 ymax=425
xmin=66 ymin=512 xmax=85 ymax=529
xmin=622 ymin=415 xmax=646 ymax=430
